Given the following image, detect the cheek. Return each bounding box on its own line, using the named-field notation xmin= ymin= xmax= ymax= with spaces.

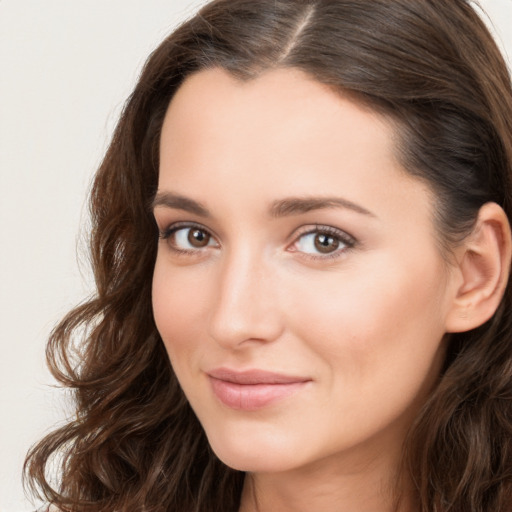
xmin=283 ymin=253 xmax=449 ymax=390
xmin=152 ymin=258 xmax=210 ymax=365
xmin=277 ymin=261 xmax=448 ymax=448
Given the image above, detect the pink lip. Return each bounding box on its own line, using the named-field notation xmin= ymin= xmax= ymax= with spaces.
xmin=207 ymin=368 xmax=311 ymax=411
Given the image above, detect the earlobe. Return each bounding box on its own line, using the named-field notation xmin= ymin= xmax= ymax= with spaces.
xmin=446 ymin=202 xmax=512 ymax=333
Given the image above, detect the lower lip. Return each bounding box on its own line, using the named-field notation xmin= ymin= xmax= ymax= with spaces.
xmin=209 ymin=378 xmax=308 ymax=411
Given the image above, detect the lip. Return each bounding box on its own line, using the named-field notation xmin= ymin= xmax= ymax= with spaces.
xmin=207 ymin=368 xmax=311 ymax=411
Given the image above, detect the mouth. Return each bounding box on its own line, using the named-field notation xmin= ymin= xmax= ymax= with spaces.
xmin=207 ymin=368 xmax=311 ymax=411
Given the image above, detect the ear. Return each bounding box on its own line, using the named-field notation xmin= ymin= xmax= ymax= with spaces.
xmin=446 ymin=202 xmax=512 ymax=333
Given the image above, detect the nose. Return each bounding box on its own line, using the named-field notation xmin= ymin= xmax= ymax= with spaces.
xmin=207 ymin=247 xmax=285 ymax=350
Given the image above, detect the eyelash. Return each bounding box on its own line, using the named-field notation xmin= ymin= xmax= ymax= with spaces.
xmin=158 ymin=222 xmax=356 ymax=260
xmin=290 ymin=225 xmax=356 ymax=261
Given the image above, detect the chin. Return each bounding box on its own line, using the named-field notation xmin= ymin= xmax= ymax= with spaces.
xmin=204 ymin=427 xmax=307 ymax=473
xmin=212 ymin=447 xmax=300 ymax=473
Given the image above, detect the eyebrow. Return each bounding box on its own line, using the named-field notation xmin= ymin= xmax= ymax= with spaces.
xmin=269 ymin=196 xmax=375 ymax=218
xmin=151 ymin=192 xmax=375 ymax=218
xmin=151 ymin=192 xmax=211 ymax=217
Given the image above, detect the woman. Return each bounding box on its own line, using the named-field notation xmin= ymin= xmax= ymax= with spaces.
xmin=24 ymin=0 xmax=512 ymax=511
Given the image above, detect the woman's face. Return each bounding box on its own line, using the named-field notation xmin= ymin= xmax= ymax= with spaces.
xmin=152 ymin=67 xmax=459 ymax=474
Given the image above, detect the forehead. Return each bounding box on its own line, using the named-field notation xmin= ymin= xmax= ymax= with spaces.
xmin=158 ymin=67 xmax=433 ymax=231
xmin=161 ymin=68 xmax=398 ymax=181
xmin=162 ymin=67 xmax=391 ymax=142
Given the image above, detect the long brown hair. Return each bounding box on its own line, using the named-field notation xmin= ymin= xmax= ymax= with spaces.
xmin=24 ymin=1 xmax=512 ymax=511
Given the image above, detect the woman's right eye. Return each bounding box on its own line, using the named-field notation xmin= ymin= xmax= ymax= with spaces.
xmin=160 ymin=225 xmax=218 ymax=253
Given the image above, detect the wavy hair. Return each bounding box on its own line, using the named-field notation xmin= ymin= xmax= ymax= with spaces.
xmin=24 ymin=1 xmax=512 ymax=511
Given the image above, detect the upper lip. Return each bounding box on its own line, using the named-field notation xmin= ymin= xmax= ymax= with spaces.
xmin=207 ymin=368 xmax=311 ymax=385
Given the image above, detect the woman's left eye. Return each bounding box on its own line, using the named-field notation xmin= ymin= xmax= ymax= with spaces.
xmin=292 ymin=227 xmax=355 ymax=258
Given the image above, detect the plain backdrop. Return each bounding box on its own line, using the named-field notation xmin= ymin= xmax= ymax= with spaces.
xmin=1 ymin=1 xmax=511 ymax=510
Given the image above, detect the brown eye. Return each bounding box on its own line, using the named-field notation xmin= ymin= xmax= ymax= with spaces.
xmin=188 ymin=228 xmax=211 ymax=247
xmin=163 ymin=225 xmax=217 ymax=251
xmin=314 ymin=233 xmax=340 ymax=254
xmin=293 ymin=227 xmax=354 ymax=258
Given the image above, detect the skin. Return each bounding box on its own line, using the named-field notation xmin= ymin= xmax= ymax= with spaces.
xmin=152 ymin=67 xmax=464 ymax=512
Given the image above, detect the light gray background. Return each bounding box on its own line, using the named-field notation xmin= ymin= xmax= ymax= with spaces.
xmin=1 ymin=1 xmax=511 ymax=510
